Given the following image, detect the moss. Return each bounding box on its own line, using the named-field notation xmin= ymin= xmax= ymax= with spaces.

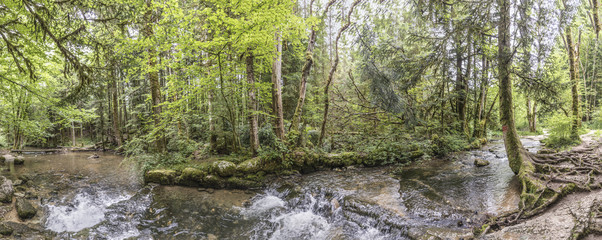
xmin=212 ymin=161 xmax=236 ymax=177
xmin=409 ymin=150 xmax=424 ymax=160
xmin=145 ymin=169 xmax=177 ymax=185
xmin=202 ymin=174 xmax=226 ymax=188
xmin=236 ymin=157 xmax=262 ymax=174
xmin=324 ymin=152 xmax=358 ymax=167
xmin=178 ymin=167 xmax=206 ymax=186
xmin=226 ymin=177 xmax=261 ymax=189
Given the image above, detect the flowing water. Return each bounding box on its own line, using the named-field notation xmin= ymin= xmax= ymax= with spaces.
xmin=0 ymin=136 xmax=543 ymax=239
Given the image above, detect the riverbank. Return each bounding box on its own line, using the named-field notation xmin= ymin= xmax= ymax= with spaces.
xmin=143 ymin=137 xmax=489 ymax=189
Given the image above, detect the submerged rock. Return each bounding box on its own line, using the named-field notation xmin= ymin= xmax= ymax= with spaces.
xmin=15 ymin=198 xmax=36 ymax=220
xmin=474 ymin=158 xmax=490 ymax=167
xmin=0 ymin=177 xmax=14 ymax=203
xmin=213 ymin=161 xmax=236 ymax=177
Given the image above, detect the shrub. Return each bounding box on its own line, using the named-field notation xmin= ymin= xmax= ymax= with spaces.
xmin=542 ymin=113 xmax=580 ymax=149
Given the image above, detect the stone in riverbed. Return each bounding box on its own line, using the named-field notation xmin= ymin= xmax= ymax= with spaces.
xmin=0 ymin=176 xmax=13 ymax=203
xmin=213 ymin=161 xmax=236 ymax=177
xmin=13 ymin=156 xmax=24 ymax=165
xmin=236 ymin=157 xmax=262 ymax=173
xmin=15 ymin=198 xmax=36 ymax=220
xmin=474 ymin=158 xmax=490 ymax=167
xmin=144 ymin=169 xmax=177 ymax=185
xmin=0 ymin=222 xmax=12 ymax=236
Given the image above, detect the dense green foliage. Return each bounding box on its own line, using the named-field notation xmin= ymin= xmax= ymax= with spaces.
xmin=2 ymin=0 xmax=602 ymax=171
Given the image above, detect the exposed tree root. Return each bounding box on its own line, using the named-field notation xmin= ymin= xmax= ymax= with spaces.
xmin=479 ymin=139 xmax=602 ymax=235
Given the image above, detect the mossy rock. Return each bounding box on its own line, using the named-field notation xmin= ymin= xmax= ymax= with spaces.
xmin=226 ymin=177 xmax=260 ymax=189
xmin=474 ymin=158 xmax=490 ymax=167
xmin=15 ymin=198 xmax=36 ymax=220
xmin=14 ymin=156 xmax=24 ymax=165
xmin=213 ymin=161 xmax=236 ymax=177
xmin=202 ymin=174 xmax=226 ymax=188
xmin=236 ymin=157 xmax=262 ymax=174
xmin=0 ymin=156 xmax=5 ymax=163
xmin=178 ymin=167 xmax=206 ymax=186
xmin=324 ymin=152 xmax=358 ymax=167
xmin=0 ymin=223 xmax=12 ymax=236
xmin=145 ymin=169 xmax=177 ymax=185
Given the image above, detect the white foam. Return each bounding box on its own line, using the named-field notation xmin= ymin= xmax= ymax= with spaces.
xmin=269 ymin=211 xmax=330 ymax=240
xmin=242 ymin=195 xmax=286 ymax=217
xmin=45 ymin=191 xmax=131 ymax=233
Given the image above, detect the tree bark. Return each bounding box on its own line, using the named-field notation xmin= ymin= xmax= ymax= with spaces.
xmin=144 ymin=0 xmax=165 ymax=152
xmin=246 ymin=52 xmax=259 ymax=156
xmin=111 ymin=64 xmax=123 ymax=147
xmin=498 ymin=0 xmax=528 ymax=175
xmin=272 ymin=31 xmax=285 ymax=140
xmin=566 ymin=27 xmax=581 ymax=138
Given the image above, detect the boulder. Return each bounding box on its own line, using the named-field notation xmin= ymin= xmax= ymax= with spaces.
xmin=0 ymin=222 xmax=12 ymax=236
xmin=13 ymin=156 xmax=24 ymax=165
xmin=0 ymin=177 xmax=13 ymax=203
xmin=144 ymin=169 xmax=177 ymax=185
xmin=213 ymin=161 xmax=236 ymax=177
xmin=474 ymin=158 xmax=490 ymax=167
xmin=178 ymin=167 xmax=206 ymax=186
xmin=15 ymin=198 xmax=36 ymax=220
xmin=236 ymin=157 xmax=262 ymax=174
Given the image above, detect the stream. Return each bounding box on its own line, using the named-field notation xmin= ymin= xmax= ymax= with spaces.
xmin=0 ymin=136 xmax=543 ymax=239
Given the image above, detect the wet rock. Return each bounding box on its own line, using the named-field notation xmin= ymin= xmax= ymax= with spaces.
xmin=203 ymin=175 xmax=226 ymax=188
xmin=0 ymin=176 xmax=14 ymax=203
xmin=537 ymin=149 xmax=557 ymax=154
xmin=0 ymin=223 xmax=12 ymax=236
xmin=331 ymin=198 xmax=340 ymax=210
xmin=15 ymin=198 xmax=36 ymax=220
xmin=144 ymin=169 xmax=177 ymax=185
xmin=14 ymin=156 xmax=24 ymax=165
xmin=474 ymin=158 xmax=490 ymax=167
xmin=87 ymin=153 xmax=99 ymax=159
xmin=213 ymin=161 xmax=236 ymax=177
xmin=0 ymin=155 xmax=5 ymax=163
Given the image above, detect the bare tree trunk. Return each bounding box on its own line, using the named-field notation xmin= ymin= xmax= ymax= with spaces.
xmin=272 ymin=31 xmax=285 ymax=140
xmin=246 ymin=52 xmax=259 ymax=156
xmin=318 ymin=0 xmax=362 ymax=147
xmin=71 ymin=121 xmax=76 ymax=147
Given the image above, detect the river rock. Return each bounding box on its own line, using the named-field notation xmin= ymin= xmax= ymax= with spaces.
xmin=14 ymin=156 xmax=24 ymax=165
xmin=145 ymin=169 xmax=177 ymax=185
xmin=236 ymin=157 xmax=262 ymax=173
xmin=213 ymin=161 xmax=236 ymax=177
xmin=474 ymin=158 xmax=490 ymax=167
xmin=0 ymin=177 xmax=14 ymax=203
xmin=15 ymin=198 xmax=36 ymax=220
xmin=0 ymin=222 xmax=12 ymax=236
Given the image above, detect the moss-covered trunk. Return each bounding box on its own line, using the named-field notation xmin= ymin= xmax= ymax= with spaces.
xmin=566 ymin=27 xmax=581 ymax=138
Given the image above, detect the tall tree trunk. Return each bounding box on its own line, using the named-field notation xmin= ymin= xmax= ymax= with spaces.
xmin=246 ymin=52 xmax=259 ymax=156
xmin=144 ymin=0 xmax=165 ymax=152
xmin=111 ymin=64 xmax=123 ymax=147
xmin=318 ymin=0 xmax=362 ymax=147
xmin=566 ymin=27 xmax=581 ymax=138
xmin=474 ymin=57 xmax=488 ymax=138
xmin=498 ymin=0 xmax=527 ymax=175
xmin=272 ymin=31 xmax=285 ymax=140
xmin=71 ymin=121 xmax=76 ymax=147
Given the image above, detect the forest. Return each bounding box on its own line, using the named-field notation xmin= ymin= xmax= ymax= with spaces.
xmin=4 ymin=0 xmax=602 ymax=238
